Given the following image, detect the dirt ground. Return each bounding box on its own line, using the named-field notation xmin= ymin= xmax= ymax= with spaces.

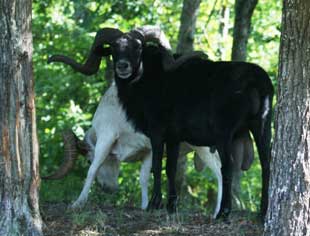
xmin=41 ymin=202 xmax=263 ymax=236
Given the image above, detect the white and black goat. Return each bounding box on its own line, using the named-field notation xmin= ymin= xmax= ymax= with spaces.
xmin=44 ymin=82 xmax=223 ymax=217
xmin=48 ymin=26 xmax=268 ymax=218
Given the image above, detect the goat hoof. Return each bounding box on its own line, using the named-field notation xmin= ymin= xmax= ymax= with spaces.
xmin=258 ymin=211 xmax=266 ymax=224
xmin=70 ymin=199 xmax=86 ymax=210
xmin=166 ymin=196 xmax=177 ymax=214
xmin=166 ymin=202 xmax=177 ymax=214
xmin=70 ymin=203 xmax=82 ymax=210
xmin=146 ymin=194 xmax=163 ymax=211
xmin=216 ymin=208 xmax=230 ymax=220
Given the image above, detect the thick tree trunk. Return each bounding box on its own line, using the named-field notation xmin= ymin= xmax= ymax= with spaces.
xmin=175 ymin=0 xmax=201 ymax=196
xmin=230 ymin=0 xmax=258 ymax=210
xmin=0 ymin=0 xmax=43 ymax=235
xmin=264 ymin=1 xmax=310 ymax=235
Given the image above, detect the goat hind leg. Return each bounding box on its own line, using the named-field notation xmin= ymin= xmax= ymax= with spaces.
xmin=217 ymin=142 xmax=233 ymax=219
xmin=166 ymin=142 xmax=180 ymax=214
xmin=250 ymin=118 xmax=271 ymax=218
xmin=71 ymin=134 xmax=116 ymax=209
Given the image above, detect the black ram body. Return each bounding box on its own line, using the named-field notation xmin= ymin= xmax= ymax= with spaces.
xmin=115 ymin=45 xmax=273 ymax=218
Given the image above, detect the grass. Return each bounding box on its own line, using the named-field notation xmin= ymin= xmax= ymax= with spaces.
xmin=41 ymin=200 xmax=263 ymax=236
xmin=40 ymin=152 xmax=264 ymax=235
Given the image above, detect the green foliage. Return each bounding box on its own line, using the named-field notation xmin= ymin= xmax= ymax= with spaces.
xmin=34 ymin=0 xmax=281 ymax=213
xmin=249 ymin=0 xmax=282 ymax=85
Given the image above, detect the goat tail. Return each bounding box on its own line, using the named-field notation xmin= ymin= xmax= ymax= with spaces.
xmin=261 ymin=95 xmax=271 ymax=135
xmin=255 ymin=87 xmax=273 ymax=217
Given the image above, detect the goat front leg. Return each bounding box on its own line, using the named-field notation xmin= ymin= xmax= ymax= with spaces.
xmin=166 ymin=141 xmax=180 ymax=214
xmin=139 ymin=151 xmax=152 ymax=210
xmin=71 ymin=133 xmax=116 ymax=209
xmin=147 ymin=138 xmax=164 ymax=211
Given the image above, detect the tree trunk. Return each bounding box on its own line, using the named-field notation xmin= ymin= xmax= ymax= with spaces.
xmin=217 ymin=2 xmax=230 ymax=60
xmin=0 ymin=0 xmax=43 ymax=235
xmin=175 ymin=0 xmax=201 ymax=195
xmin=230 ymin=0 xmax=258 ymax=210
xmin=231 ymin=0 xmax=258 ymax=61
xmin=264 ymin=1 xmax=310 ymax=235
xmin=176 ymin=0 xmax=201 ymax=54
xmin=105 ymin=57 xmax=114 ymax=86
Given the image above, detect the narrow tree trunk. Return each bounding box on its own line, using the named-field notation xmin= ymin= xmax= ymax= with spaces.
xmin=217 ymin=2 xmax=230 ymax=60
xmin=230 ymin=0 xmax=258 ymax=210
xmin=176 ymin=0 xmax=201 ymax=54
xmin=175 ymin=0 xmax=201 ymax=195
xmin=264 ymin=1 xmax=310 ymax=235
xmin=0 ymin=0 xmax=43 ymax=235
xmin=105 ymin=57 xmax=114 ymax=86
xmin=231 ymin=0 xmax=258 ymax=61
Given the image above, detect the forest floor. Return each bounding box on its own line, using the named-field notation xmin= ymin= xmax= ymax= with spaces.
xmin=41 ymin=202 xmax=263 ymax=236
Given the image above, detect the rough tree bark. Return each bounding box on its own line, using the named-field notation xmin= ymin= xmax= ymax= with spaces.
xmin=0 ymin=0 xmax=43 ymax=235
xmin=264 ymin=1 xmax=310 ymax=235
xmin=175 ymin=0 xmax=201 ymax=196
xmin=230 ymin=0 xmax=258 ymax=210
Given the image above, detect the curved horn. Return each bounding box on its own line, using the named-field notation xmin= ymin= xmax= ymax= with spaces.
xmin=42 ymin=129 xmax=88 ymax=180
xmin=169 ymin=51 xmax=208 ymax=71
xmin=48 ymin=28 xmax=124 ymax=75
xmin=160 ymin=49 xmax=208 ymax=72
xmin=77 ymin=136 xmax=90 ymax=156
xmin=132 ymin=25 xmax=172 ymax=50
xmin=131 ymin=26 xmax=177 ymax=71
xmin=132 ymin=26 xmax=208 ymax=71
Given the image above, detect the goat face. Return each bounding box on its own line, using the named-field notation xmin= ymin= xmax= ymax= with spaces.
xmin=112 ymin=35 xmax=143 ymax=80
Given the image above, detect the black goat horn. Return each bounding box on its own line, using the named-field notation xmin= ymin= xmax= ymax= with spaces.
xmin=132 ymin=25 xmax=172 ymax=50
xmin=48 ymin=28 xmax=123 ymax=75
xmin=161 ymin=50 xmax=208 ymax=72
xmin=133 ymin=26 xmax=208 ymax=72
